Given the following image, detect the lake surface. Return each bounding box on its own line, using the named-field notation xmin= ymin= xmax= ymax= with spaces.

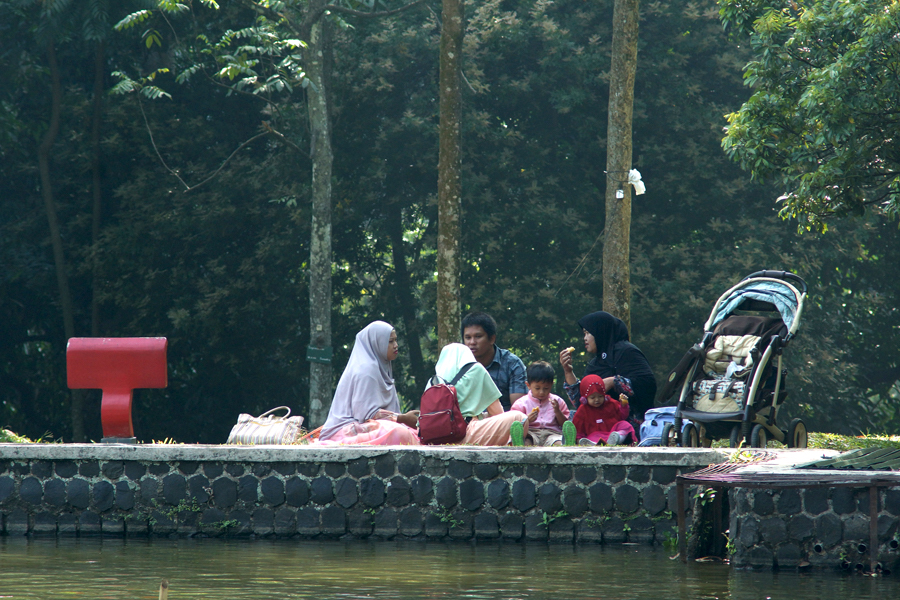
xmin=0 ymin=537 xmax=893 ymax=599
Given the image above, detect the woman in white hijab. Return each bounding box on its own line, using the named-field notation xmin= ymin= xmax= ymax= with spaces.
xmin=318 ymin=321 xmax=420 ymax=445
xmin=431 ymin=343 xmax=528 ymax=446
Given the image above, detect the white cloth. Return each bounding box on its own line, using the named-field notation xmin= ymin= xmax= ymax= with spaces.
xmin=320 ymin=321 xmax=400 ymax=440
xmin=628 ymin=169 xmax=646 ymax=195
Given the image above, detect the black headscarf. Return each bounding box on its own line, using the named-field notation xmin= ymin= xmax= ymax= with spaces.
xmin=577 ymin=311 xmax=657 ymax=419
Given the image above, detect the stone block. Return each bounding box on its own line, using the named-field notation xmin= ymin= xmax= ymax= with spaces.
xmin=628 ymin=515 xmax=654 ymax=544
xmin=733 ymin=489 xmax=751 ymax=514
xmin=424 ymin=512 xmax=449 ymax=538
xmin=375 ymin=454 xmax=397 ymax=479
xmin=177 ymin=510 xmax=199 ymax=535
xmin=499 ymin=512 xmax=524 ymax=541
xmin=348 ymin=508 xmax=373 ymax=537
xmin=298 ymin=463 xmax=320 ymax=477
xmin=551 ymin=466 xmax=573 ymax=484
xmin=460 ymin=479 xmax=484 ymax=511
xmin=20 ymin=477 xmax=43 ymax=505
xmin=199 ymin=507 xmax=228 ymax=535
xmin=603 ymin=465 xmax=625 ymax=484
xmin=474 ymin=512 xmax=500 ymax=539
xmin=374 ymin=507 xmax=399 ymax=538
xmin=411 ymin=476 xmax=434 ymax=505
xmin=56 ymin=513 xmax=77 ymax=535
xmin=102 ymin=461 xmax=124 ymax=480
xmin=830 ymin=488 xmax=856 ymax=515
xmin=44 ymin=478 xmax=66 ymax=506
xmin=115 ymin=480 xmax=135 ymax=511
xmin=297 ymin=507 xmax=320 ymax=535
xmin=753 ymin=490 xmax=774 ymax=516
xmin=31 ymin=461 xmax=52 ymax=478
xmin=0 ymin=476 xmax=15 ymax=505
xmin=739 ymin=516 xmax=759 ymax=548
xmin=324 ymin=463 xmax=346 ymax=478
xmin=474 ymin=463 xmax=499 ymax=481
xmin=285 ymin=477 xmax=310 ymax=507
xmin=436 ymin=477 xmax=458 ymax=509
xmin=179 ymin=461 xmax=199 ymax=475
xmin=511 ymin=479 xmax=536 ymax=512
xmin=788 ymin=514 xmax=815 ymax=542
xmin=399 ymin=506 xmax=423 ymax=537
xmin=238 ymin=476 xmax=259 ymax=503
xmin=360 ymin=477 xmax=385 ymax=508
xmin=93 ymin=481 xmax=115 ymax=512
xmin=348 ymin=457 xmax=370 ymax=479
xmin=524 ymin=512 xmax=549 ymax=542
xmin=884 ymin=489 xmax=900 ymax=516
xmin=55 ymin=461 xmax=78 ymax=479
xmin=575 ymin=466 xmax=597 ymax=485
xmin=80 ymin=510 xmax=102 ymax=535
xmin=228 ymin=510 xmax=253 ymax=535
xmin=424 ymin=457 xmax=446 ymax=477
xmin=148 ymin=463 xmax=169 ymax=476
xmin=310 ymin=476 xmax=334 ymax=505
xmin=602 ymin=516 xmax=627 ymax=544
xmin=488 ymin=480 xmax=510 ymax=510
xmin=538 ymin=483 xmax=562 ymax=514
xmin=502 ymin=465 xmax=524 ymax=478
xmin=212 ymin=478 xmax=237 ymax=508
xmin=251 ymin=463 xmax=272 ymax=478
xmin=33 ymin=512 xmax=58 ymax=535
xmin=162 ymin=474 xmax=187 ymax=506
xmin=67 ymin=478 xmax=91 ymax=510
xmin=525 ymin=464 xmax=551 ymax=482
xmin=139 ymin=477 xmax=158 ymax=505
xmin=102 ymin=517 xmax=125 ymax=536
xmin=642 ymin=485 xmax=666 ymax=516
xmin=261 ymin=476 xmax=285 ymax=507
xmin=776 ymin=489 xmax=802 ymax=515
xmin=448 ymin=460 xmax=473 ymax=480
xmin=183 ymin=475 xmax=207 ymax=505
xmin=5 ymin=509 xmax=29 ymax=535
xmin=548 ymin=516 xmax=575 ymax=543
xmin=803 ymin=487 xmax=829 ymax=515
xmin=397 ymin=453 xmax=422 ymax=477
xmin=203 ymin=463 xmax=224 ymax=479
xmin=125 ymin=516 xmax=148 ymax=536
xmin=652 ymin=466 xmax=677 ymax=485
xmin=759 ymin=517 xmax=787 ymax=545
xmin=615 ymin=485 xmax=640 ymax=514
xmin=815 ymin=513 xmax=843 ymax=547
xmin=877 ymin=513 xmax=898 ymax=540
xmin=653 ymin=518 xmax=677 ymax=544
xmin=576 ymin=518 xmax=603 ymax=544
xmin=252 ymin=508 xmax=275 ymax=536
xmin=843 ymin=514 xmax=868 ymax=542
xmin=563 ymin=486 xmax=588 ymax=518
xmin=745 ymin=544 xmax=774 ymax=568
xmin=334 ymin=477 xmax=359 ymax=508
xmin=274 ymin=508 xmax=297 ymax=537
xmin=12 ymin=462 xmax=30 ymax=476
xmin=589 ymin=482 xmax=613 ymax=513
xmin=775 ymin=543 xmax=801 ymax=568
xmin=627 ymin=466 xmax=650 ymax=484
xmin=447 ymin=511 xmax=473 ymax=540
xmin=386 ymin=476 xmax=411 ymax=507
xmin=273 ymin=462 xmax=295 ymax=477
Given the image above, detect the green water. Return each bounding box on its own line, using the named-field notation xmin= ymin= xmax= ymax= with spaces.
xmin=0 ymin=538 xmax=892 ymax=599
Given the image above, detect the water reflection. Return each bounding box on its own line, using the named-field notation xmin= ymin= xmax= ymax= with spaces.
xmin=0 ymin=537 xmax=892 ymax=600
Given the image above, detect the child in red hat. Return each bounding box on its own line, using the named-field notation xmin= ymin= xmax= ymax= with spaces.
xmin=572 ymin=374 xmax=635 ymax=445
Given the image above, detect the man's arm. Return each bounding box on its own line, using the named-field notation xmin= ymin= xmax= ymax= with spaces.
xmin=507 ymin=355 xmax=527 ymax=404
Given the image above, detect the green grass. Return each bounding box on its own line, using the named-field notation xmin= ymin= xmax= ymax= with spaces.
xmin=806 ymin=432 xmax=900 ymax=452
xmin=0 ymin=429 xmax=35 ymax=443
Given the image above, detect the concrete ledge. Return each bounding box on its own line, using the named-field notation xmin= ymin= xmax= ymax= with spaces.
xmin=0 ymin=443 xmax=729 ymax=466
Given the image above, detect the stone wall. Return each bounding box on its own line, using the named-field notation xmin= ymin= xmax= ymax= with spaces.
xmin=729 ymin=486 xmax=900 ymax=570
xmin=0 ymin=445 xmax=714 ymax=543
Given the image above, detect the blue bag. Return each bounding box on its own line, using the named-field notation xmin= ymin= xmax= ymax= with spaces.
xmin=637 ymin=406 xmax=690 ymax=447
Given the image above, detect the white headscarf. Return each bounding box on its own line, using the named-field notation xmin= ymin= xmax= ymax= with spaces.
xmin=320 ymin=321 xmax=400 ymax=440
xmin=433 ymin=343 xmax=500 ymax=417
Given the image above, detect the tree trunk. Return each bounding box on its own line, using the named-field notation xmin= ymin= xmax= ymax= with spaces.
xmin=602 ymin=0 xmax=639 ymax=332
xmin=38 ymin=42 xmax=84 ymax=442
xmin=305 ymin=5 xmax=334 ymax=428
xmin=387 ymin=208 xmax=427 ymax=393
xmin=436 ymin=0 xmax=464 ymax=349
xmin=91 ymin=41 xmax=105 ymax=337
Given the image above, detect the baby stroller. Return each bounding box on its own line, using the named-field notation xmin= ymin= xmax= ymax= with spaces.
xmin=657 ymin=270 xmax=808 ymax=448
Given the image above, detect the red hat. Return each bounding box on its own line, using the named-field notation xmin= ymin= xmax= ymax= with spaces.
xmin=580 ymin=374 xmax=606 ymax=398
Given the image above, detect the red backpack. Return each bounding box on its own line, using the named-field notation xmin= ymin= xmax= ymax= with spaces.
xmin=418 ymin=362 xmax=476 ymax=445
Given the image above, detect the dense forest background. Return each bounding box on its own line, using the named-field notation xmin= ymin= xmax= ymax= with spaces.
xmin=2 ymin=0 xmax=898 ymax=443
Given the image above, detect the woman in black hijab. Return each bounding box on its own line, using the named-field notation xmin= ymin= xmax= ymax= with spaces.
xmin=559 ymin=311 xmax=657 ymax=422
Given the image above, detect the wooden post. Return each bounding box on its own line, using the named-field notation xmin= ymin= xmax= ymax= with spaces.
xmin=869 ymin=485 xmax=878 ymax=572
xmin=677 ymin=479 xmax=687 ymax=562
xmin=158 ymin=579 xmax=169 ymax=600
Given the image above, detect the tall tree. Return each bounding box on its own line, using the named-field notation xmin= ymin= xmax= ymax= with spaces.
xmin=602 ymin=0 xmax=639 ymax=330
xmin=436 ymin=0 xmax=464 ymax=348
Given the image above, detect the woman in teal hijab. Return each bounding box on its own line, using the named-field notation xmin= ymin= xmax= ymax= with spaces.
xmin=431 ymin=344 xmax=528 ymax=445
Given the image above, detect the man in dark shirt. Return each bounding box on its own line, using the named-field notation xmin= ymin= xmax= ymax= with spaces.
xmin=461 ymin=312 xmax=526 ymax=411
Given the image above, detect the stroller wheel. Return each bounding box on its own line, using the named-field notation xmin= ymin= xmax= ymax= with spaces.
xmin=787 ymin=418 xmax=808 ymax=448
xmin=750 ymin=424 xmax=768 ymax=448
xmin=729 ymin=425 xmax=742 ymax=448
xmin=660 ymin=422 xmax=677 ymax=447
xmin=681 ymin=423 xmax=699 ymax=448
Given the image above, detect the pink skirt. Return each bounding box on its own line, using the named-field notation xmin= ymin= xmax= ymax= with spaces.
xmin=316 ymin=419 xmax=421 ymax=446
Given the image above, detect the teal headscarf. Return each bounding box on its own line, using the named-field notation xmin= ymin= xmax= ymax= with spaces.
xmin=433 ymin=343 xmax=501 ymax=417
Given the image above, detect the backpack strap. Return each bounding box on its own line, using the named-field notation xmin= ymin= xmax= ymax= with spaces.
xmin=448 ymin=362 xmax=476 ymax=386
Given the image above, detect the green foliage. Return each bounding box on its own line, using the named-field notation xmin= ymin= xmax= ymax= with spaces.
xmin=720 ymin=0 xmax=900 ymax=229
xmin=539 ymin=510 xmax=568 ymax=527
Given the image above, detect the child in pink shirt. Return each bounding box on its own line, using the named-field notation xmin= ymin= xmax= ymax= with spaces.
xmin=510 ymin=361 xmax=570 ymax=446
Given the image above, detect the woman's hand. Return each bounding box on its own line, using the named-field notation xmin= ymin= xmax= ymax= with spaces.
xmin=559 ymin=348 xmax=574 ymax=374
xmin=397 ymin=410 xmax=420 ymax=429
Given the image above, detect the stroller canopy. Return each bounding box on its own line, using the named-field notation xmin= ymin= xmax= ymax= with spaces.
xmin=709 ymin=280 xmax=801 ymax=332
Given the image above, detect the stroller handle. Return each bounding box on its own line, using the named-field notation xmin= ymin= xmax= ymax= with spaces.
xmin=742 ymin=270 xmax=807 ymax=295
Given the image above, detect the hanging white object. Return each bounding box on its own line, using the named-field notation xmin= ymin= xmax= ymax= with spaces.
xmin=628 ymin=169 xmax=646 ymax=195
xmin=616 ymin=189 xmax=624 ymax=199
